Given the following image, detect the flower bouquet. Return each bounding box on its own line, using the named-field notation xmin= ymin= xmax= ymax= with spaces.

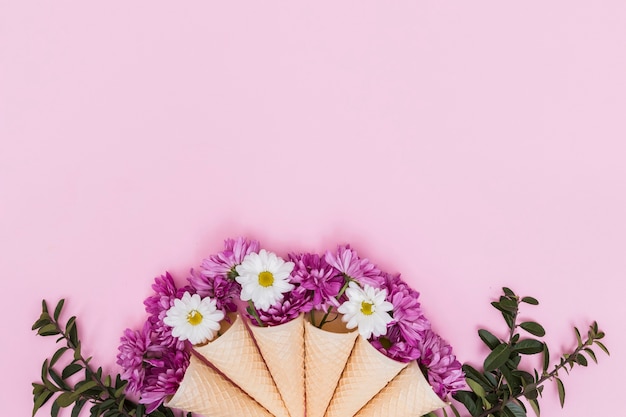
xmin=31 ymin=237 xmax=609 ymax=417
xmin=117 ymin=237 xmax=465 ymax=417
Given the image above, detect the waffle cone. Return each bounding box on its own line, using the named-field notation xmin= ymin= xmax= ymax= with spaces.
xmin=304 ymin=312 xmax=358 ymax=417
xmin=324 ymin=336 xmax=408 ymax=417
xmin=165 ymin=355 xmax=273 ymax=417
xmin=355 ymin=360 xmax=448 ymax=417
xmin=193 ymin=314 xmax=290 ymax=417
xmin=248 ymin=314 xmax=305 ymax=417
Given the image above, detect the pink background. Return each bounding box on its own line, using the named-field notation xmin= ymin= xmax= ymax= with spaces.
xmin=2 ymin=2 xmax=625 ymax=416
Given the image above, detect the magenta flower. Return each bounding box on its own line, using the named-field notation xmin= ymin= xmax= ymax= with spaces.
xmin=117 ymin=320 xmax=190 ymax=413
xmin=289 ymin=252 xmax=344 ymax=310
xmin=370 ymin=326 xmax=421 ymax=363
xmin=248 ymin=286 xmax=313 ymax=326
xmin=139 ymin=348 xmax=190 ymax=413
xmin=200 ymin=237 xmax=260 ymax=279
xmin=381 ymin=273 xmax=431 ymax=344
xmin=143 ymin=273 xmax=188 ymax=349
xmin=116 ymin=321 xmax=155 ymax=393
xmin=324 ymin=245 xmax=384 ymax=287
xmin=187 ymin=268 xmax=239 ymax=313
xmin=417 ymin=329 xmax=466 ymax=399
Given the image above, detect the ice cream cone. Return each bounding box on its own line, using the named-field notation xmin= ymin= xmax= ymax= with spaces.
xmin=193 ymin=314 xmax=289 ymax=417
xmin=248 ymin=314 xmax=306 ymax=417
xmin=355 ymin=360 xmax=448 ymax=417
xmin=165 ymin=355 xmax=273 ymax=417
xmin=304 ymin=311 xmax=358 ymax=417
xmin=324 ymin=336 xmax=408 ymax=417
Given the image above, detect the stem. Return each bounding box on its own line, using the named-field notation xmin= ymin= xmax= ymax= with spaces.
xmin=317 ymin=277 xmax=352 ymax=329
xmin=248 ymin=300 xmax=264 ymax=327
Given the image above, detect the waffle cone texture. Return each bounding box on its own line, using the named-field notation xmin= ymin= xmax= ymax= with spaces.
xmin=167 ymin=314 xmax=448 ymax=417
xmin=165 ymin=356 xmax=273 ymax=417
xmin=193 ymin=314 xmax=290 ymax=417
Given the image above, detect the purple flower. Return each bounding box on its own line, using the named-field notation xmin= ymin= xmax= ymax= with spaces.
xmin=116 ymin=321 xmax=155 ymax=393
xmin=187 ymin=268 xmax=239 ymax=313
xmin=289 ymin=252 xmax=344 ymax=310
xmin=381 ymin=273 xmax=431 ymax=345
xmin=324 ymin=245 xmax=384 ymax=287
xmin=248 ymin=286 xmax=313 ymax=326
xmin=370 ymin=326 xmax=421 ymax=363
xmin=200 ymin=237 xmax=260 ymax=279
xmin=417 ymin=329 xmax=465 ymax=399
xmin=143 ymin=273 xmax=188 ymax=349
xmin=139 ymin=348 xmax=190 ymax=413
xmin=117 ymin=320 xmax=190 ymax=413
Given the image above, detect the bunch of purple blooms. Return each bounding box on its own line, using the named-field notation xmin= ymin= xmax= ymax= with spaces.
xmin=117 ymin=237 xmax=465 ymax=410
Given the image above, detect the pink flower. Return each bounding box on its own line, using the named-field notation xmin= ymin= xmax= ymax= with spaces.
xmin=289 ymin=252 xmax=344 ymax=310
xmin=139 ymin=348 xmax=190 ymax=412
xmin=370 ymin=326 xmax=422 ymax=363
xmin=187 ymin=268 xmax=239 ymax=313
xmin=381 ymin=273 xmax=431 ymax=344
xmin=418 ymin=329 xmax=465 ymax=399
xmin=143 ymin=273 xmax=188 ymax=349
xmin=200 ymin=237 xmax=260 ymax=279
xmin=324 ymin=245 xmax=384 ymax=287
xmin=248 ymin=286 xmax=313 ymax=326
xmin=117 ymin=321 xmax=190 ymax=412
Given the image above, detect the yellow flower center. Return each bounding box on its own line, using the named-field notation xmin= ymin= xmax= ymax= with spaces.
xmin=258 ymin=271 xmax=274 ymax=287
xmin=187 ymin=310 xmax=203 ymax=326
xmin=361 ymin=301 xmax=374 ymax=316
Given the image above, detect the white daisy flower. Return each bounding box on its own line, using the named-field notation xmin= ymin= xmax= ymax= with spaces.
xmin=163 ymin=292 xmax=225 ymax=345
xmin=235 ymin=249 xmax=295 ymax=311
xmin=337 ymin=282 xmax=393 ymax=339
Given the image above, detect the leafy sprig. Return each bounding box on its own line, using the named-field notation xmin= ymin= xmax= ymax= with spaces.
xmin=31 ymin=299 xmax=190 ymax=417
xmin=434 ymin=287 xmax=609 ymax=417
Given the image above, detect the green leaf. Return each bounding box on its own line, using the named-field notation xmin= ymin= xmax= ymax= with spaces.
xmin=41 ymin=359 xmax=58 ymax=391
xmin=51 ymin=400 xmax=60 ymax=417
xmin=38 ymin=323 xmax=60 ymax=336
xmin=502 ymin=311 xmax=516 ymax=330
xmin=478 ymin=329 xmax=500 ymax=350
xmin=50 ymin=347 xmax=69 ymax=367
xmin=575 ymin=353 xmax=588 ymax=366
xmin=484 ymin=343 xmax=511 ymax=372
xmin=466 ymin=378 xmax=486 ymax=398
xmin=71 ymin=399 xmax=86 ymax=417
xmin=521 ymin=296 xmax=539 ymax=305
xmin=67 ymin=316 xmax=79 ymax=346
xmin=574 ymin=327 xmax=583 ymax=348
xmin=513 ymin=339 xmax=544 ymax=355
xmin=594 ymin=340 xmax=610 ymax=356
xmin=584 ymin=348 xmax=598 ymax=364
xmin=42 ymin=299 xmax=50 ymax=314
xmin=462 ymin=364 xmax=494 ymax=389
xmin=32 ymin=390 xmax=54 ymax=416
xmin=55 ymin=392 xmax=77 ymax=408
xmin=62 ymin=363 xmax=83 ymax=379
xmin=529 ymin=398 xmax=540 ymax=417
xmin=555 ymin=377 xmax=565 ymax=407
xmin=450 ymin=403 xmax=462 ymax=417
xmin=519 ymin=322 xmax=545 ymax=337
xmin=452 ymin=391 xmax=482 ymax=417
xmin=542 ymin=343 xmax=550 ymax=373
xmin=32 ymin=316 xmax=52 ymax=331
xmin=48 ymin=369 xmax=70 ymax=391
xmin=74 ymin=380 xmax=99 ymax=396
xmin=505 ymin=402 xmax=527 ymax=417
xmin=500 ymin=297 xmax=518 ymax=312
xmin=503 ymin=287 xmax=516 ymax=297
xmin=54 ymin=299 xmax=65 ymax=321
